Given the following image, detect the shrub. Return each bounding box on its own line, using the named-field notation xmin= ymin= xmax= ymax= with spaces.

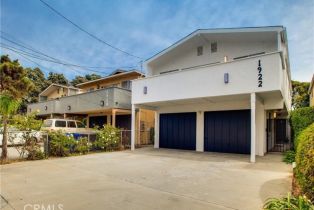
xmin=283 ymin=150 xmax=296 ymax=164
xmin=48 ymin=131 xmax=76 ymax=157
xmin=263 ymin=193 xmax=314 ymax=210
xmin=75 ymin=137 xmax=89 ymax=154
xmin=11 ymin=113 xmax=44 ymax=160
xmin=94 ymin=125 xmax=121 ymax=151
xmin=289 ymin=107 xmax=314 ymax=148
xmin=295 ymin=123 xmax=314 ymax=201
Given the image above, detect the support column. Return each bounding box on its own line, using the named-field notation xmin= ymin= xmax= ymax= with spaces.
xmin=86 ymin=115 xmax=90 ymax=128
xmin=131 ymin=105 xmax=136 ymax=151
xmin=154 ymin=111 xmax=159 ymax=149
xmin=251 ymin=93 xmax=256 ymax=163
xmin=107 ymin=115 xmax=111 ymax=125
xmin=196 ymin=111 xmax=204 ymax=152
xmin=138 ymin=110 xmax=141 ymax=145
xmin=112 ymin=109 xmax=116 ymax=127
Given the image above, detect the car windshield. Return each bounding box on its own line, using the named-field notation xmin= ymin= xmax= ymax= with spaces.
xmin=42 ymin=120 xmax=53 ymax=127
xmin=76 ymin=122 xmax=86 ymax=128
xmin=55 ymin=120 xmax=66 ymax=128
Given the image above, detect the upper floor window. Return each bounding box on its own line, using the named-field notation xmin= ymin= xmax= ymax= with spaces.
xmin=197 ymin=46 xmax=203 ymax=56
xmin=211 ymin=42 xmax=217 ymax=53
xmin=122 ymin=80 xmax=132 ymax=89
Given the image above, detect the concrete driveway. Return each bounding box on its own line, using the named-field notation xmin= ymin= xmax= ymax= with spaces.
xmin=1 ymin=147 xmax=291 ymax=210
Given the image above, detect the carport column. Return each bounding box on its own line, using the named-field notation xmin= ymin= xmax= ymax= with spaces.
xmin=131 ymin=104 xmax=136 ymax=151
xmin=250 ymin=93 xmax=256 ymax=163
xmin=196 ymin=111 xmax=204 ymax=152
xmin=154 ymin=111 xmax=159 ymax=148
xmin=112 ymin=109 xmax=116 ymax=127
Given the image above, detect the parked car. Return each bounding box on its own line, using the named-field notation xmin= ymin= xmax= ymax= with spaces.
xmin=0 ymin=127 xmax=42 ymax=146
xmin=41 ymin=119 xmax=96 ymax=135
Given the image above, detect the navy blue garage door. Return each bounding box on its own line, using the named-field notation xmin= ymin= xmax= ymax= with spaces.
xmin=160 ymin=112 xmax=196 ymax=150
xmin=204 ymin=110 xmax=251 ymax=154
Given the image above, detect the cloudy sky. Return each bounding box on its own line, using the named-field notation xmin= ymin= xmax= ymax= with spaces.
xmin=1 ymin=0 xmax=314 ymax=81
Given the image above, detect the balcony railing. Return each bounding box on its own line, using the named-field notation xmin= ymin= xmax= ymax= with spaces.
xmin=28 ymin=87 xmax=131 ymax=115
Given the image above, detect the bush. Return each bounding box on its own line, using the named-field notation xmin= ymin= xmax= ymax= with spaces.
xmin=283 ymin=150 xmax=296 ymax=164
xmin=11 ymin=113 xmax=44 ymax=160
xmin=94 ymin=125 xmax=121 ymax=151
xmin=263 ymin=193 xmax=314 ymax=210
xmin=48 ymin=131 xmax=76 ymax=157
xmin=295 ymin=123 xmax=314 ymax=201
xmin=75 ymin=137 xmax=89 ymax=154
xmin=290 ymin=107 xmax=314 ymax=147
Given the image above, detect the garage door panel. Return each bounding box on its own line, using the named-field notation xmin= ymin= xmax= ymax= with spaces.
xmin=204 ymin=110 xmax=251 ymax=154
xmin=160 ymin=112 xmax=196 ymax=150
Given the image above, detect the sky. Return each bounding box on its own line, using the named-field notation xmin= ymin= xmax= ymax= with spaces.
xmin=1 ymin=0 xmax=314 ymax=81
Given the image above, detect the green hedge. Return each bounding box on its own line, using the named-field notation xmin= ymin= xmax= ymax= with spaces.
xmin=295 ymin=123 xmax=314 ymax=201
xmin=289 ymin=107 xmax=314 ymax=148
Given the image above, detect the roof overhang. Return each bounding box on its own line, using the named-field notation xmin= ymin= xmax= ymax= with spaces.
xmin=39 ymin=84 xmax=80 ymax=97
xmin=76 ymin=70 xmax=144 ymax=87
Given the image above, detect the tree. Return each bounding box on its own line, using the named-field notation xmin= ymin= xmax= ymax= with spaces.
xmin=0 ymin=55 xmax=34 ymax=160
xmin=292 ymin=80 xmax=310 ymax=109
xmin=0 ymin=95 xmax=20 ymax=160
xmin=18 ymin=67 xmax=49 ymax=113
xmin=47 ymin=72 xmax=68 ymax=85
xmin=71 ymin=74 xmax=101 ymax=86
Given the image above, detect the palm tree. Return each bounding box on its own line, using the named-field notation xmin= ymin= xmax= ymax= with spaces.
xmin=0 ymin=94 xmax=20 ymax=160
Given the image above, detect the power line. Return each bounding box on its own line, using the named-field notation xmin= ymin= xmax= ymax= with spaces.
xmin=1 ymin=46 xmax=84 ymax=75
xmin=1 ymin=34 xmax=139 ymax=71
xmin=39 ymin=0 xmax=143 ymax=60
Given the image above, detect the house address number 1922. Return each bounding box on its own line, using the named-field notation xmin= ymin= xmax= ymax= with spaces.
xmin=257 ymin=60 xmax=262 ymax=87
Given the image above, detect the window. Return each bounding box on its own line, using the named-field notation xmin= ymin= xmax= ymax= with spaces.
xmin=57 ymin=88 xmax=60 ymax=94
xmin=55 ymin=120 xmax=66 ymax=127
xmin=67 ymin=121 xmax=76 ymax=128
xmin=211 ymin=42 xmax=217 ymax=53
xmin=122 ymin=80 xmax=132 ymax=89
xmin=76 ymin=122 xmax=86 ymax=128
xmin=197 ymin=46 xmax=203 ymax=56
xmin=42 ymin=120 xmax=53 ymax=127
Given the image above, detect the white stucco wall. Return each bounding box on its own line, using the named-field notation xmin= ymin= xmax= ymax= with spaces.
xmin=147 ymin=33 xmax=277 ymax=76
xmin=133 ymin=52 xmax=283 ymax=105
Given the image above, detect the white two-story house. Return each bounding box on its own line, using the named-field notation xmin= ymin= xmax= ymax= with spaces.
xmin=131 ymin=26 xmax=292 ymax=162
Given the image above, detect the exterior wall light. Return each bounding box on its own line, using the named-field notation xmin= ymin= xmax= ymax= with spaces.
xmin=143 ymin=86 xmax=147 ymax=94
xmin=44 ymin=106 xmax=48 ymax=110
xmin=67 ymin=105 xmax=71 ymax=111
xmin=224 ymin=73 xmax=229 ymax=84
xmin=100 ymin=100 xmax=105 ymax=107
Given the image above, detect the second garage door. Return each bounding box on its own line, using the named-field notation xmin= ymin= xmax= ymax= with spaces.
xmin=204 ymin=110 xmax=251 ymax=154
xmin=160 ymin=112 xmax=196 ymax=150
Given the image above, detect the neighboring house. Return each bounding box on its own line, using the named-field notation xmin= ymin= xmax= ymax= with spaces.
xmin=28 ymin=70 xmax=155 ymax=145
xmin=309 ymin=74 xmax=314 ymax=107
xmin=38 ymin=84 xmax=82 ymax=102
xmin=131 ymin=26 xmax=292 ymax=162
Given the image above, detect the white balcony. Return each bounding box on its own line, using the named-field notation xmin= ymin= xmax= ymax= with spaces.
xmin=132 ymin=51 xmax=291 ymax=111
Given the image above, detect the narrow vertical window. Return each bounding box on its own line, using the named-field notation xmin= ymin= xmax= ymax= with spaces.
xmin=197 ymin=46 xmax=203 ymax=56
xmin=211 ymin=42 xmax=217 ymax=53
